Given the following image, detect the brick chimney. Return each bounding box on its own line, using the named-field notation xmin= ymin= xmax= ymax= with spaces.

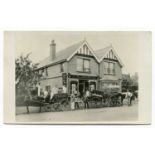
xmin=50 ymin=40 xmax=56 ymax=61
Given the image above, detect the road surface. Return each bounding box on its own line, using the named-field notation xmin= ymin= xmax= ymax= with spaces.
xmin=16 ymin=100 xmax=138 ymax=123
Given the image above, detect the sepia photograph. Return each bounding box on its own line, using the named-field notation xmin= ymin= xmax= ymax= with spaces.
xmin=3 ymin=31 xmax=151 ymax=124
xmin=1 ymin=1 xmax=155 ymax=155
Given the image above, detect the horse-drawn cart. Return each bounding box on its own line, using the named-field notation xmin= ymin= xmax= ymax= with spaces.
xmin=24 ymin=89 xmax=124 ymax=113
xmin=88 ymin=90 xmax=123 ymax=108
xmin=25 ymin=93 xmax=70 ymax=113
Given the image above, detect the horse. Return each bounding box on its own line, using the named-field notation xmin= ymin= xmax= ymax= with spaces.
xmin=121 ymin=91 xmax=137 ymax=106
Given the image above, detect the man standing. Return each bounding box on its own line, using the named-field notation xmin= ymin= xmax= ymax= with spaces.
xmin=84 ymin=89 xmax=90 ymax=109
xmin=44 ymin=89 xmax=48 ymax=100
xmin=50 ymin=84 xmax=58 ymax=101
xmin=37 ymin=82 xmax=41 ymax=97
xmin=126 ymin=90 xmax=133 ymax=106
xmin=74 ymin=91 xmax=81 ymax=109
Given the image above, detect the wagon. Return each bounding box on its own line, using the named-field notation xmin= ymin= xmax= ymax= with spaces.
xmin=88 ymin=90 xmax=123 ymax=108
xmin=25 ymin=93 xmax=70 ymax=113
xmin=87 ymin=90 xmax=104 ymax=108
xmin=106 ymin=93 xmax=123 ymax=107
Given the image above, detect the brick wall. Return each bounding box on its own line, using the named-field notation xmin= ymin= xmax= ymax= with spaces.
xmin=47 ymin=62 xmax=68 ymax=78
xmin=68 ymin=55 xmax=99 ymax=75
xmin=99 ymin=60 xmax=122 ymax=80
xmin=40 ymin=77 xmax=62 ymax=91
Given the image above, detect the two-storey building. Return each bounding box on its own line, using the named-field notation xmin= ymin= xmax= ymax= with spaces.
xmin=37 ymin=39 xmax=123 ymax=95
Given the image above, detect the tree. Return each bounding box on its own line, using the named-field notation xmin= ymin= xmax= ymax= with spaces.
xmin=15 ymin=53 xmax=39 ymax=113
xmin=122 ymin=73 xmax=138 ymax=92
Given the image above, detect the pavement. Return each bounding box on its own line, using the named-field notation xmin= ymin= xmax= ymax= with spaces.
xmin=16 ymin=100 xmax=138 ymax=123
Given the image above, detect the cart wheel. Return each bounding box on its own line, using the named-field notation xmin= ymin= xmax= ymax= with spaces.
xmin=114 ymin=100 xmax=117 ymax=106
xmin=116 ymin=96 xmax=121 ymax=106
xmin=110 ymin=101 xmax=114 ymax=107
xmin=44 ymin=104 xmax=52 ymax=112
xmin=53 ymin=102 xmax=60 ymax=111
xmin=117 ymin=100 xmax=121 ymax=106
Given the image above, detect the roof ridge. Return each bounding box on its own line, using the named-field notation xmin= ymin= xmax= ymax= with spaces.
xmin=38 ymin=56 xmax=49 ymax=63
xmin=95 ymin=44 xmax=112 ymax=53
xmin=38 ymin=39 xmax=85 ymax=68
xmin=56 ymin=40 xmax=84 ymax=55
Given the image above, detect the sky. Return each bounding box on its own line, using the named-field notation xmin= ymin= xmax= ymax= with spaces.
xmin=12 ymin=31 xmax=149 ymax=75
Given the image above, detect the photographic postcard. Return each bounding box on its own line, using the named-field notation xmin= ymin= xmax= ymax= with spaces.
xmin=3 ymin=31 xmax=152 ymax=124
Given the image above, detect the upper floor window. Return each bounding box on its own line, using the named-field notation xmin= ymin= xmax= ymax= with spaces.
xmin=77 ymin=58 xmax=90 ymax=73
xmin=60 ymin=63 xmax=64 ymax=72
xmin=104 ymin=62 xmax=115 ymax=75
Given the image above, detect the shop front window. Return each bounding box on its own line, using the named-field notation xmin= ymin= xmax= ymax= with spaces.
xmin=102 ymin=82 xmax=119 ymax=92
xmin=70 ymin=81 xmax=78 ymax=94
xmin=89 ymin=82 xmax=96 ymax=92
xmin=90 ymin=84 xmax=95 ymax=92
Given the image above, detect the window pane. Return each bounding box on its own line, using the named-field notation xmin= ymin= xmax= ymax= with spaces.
xmin=104 ymin=62 xmax=109 ymax=74
xmin=109 ymin=63 xmax=114 ymax=69
xmin=84 ymin=59 xmax=90 ymax=72
xmin=77 ymin=58 xmax=83 ymax=71
xmin=104 ymin=62 xmax=108 ymax=68
xmin=110 ymin=63 xmax=115 ymax=74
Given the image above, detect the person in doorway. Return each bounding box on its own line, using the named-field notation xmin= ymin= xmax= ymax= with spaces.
xmin=84 ymin=89 xmax=90 ymax=109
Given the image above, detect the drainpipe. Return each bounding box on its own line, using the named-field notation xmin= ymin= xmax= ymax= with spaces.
xmin=98 ymin=62 xmax=100 ymax=90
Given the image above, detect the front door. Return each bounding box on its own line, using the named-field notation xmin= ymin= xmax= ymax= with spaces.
xmin=79 ymin=83 xmax=85 ymax=97
xmin=79 ymin=80 xmax=89 ymax=97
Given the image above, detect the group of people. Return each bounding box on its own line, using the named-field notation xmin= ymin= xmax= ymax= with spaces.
xmin=70 ymin=89 xmax=90 ymax=110
xmin=36 ymin=82 xmax=137 ymax=110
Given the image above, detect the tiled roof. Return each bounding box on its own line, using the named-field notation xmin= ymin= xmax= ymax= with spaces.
xmin=38 ymin=41 xmax=117 ymax=69
xmin=38 ymin=40 xmax=84 ymax=68
xmin=94 ymin=45 xmax=112 ymax=61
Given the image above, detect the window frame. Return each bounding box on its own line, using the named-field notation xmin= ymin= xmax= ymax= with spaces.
xmin=83 ymin=59 xmax=90 ymax=72
xmin=77 ymin=58 xmax=83 ymax=72
xmin=104 ymin=61 xmax=115 ymax=75
xmin=77 ymin=58 xmax=91 ymax=73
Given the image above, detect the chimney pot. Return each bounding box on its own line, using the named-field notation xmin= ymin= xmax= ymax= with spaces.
xmin=50 ymin=40 xmax=56 ymax=61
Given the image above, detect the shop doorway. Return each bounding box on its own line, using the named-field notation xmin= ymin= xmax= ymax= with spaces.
xmin=79 ymin=80 xmax=89 ymax=97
